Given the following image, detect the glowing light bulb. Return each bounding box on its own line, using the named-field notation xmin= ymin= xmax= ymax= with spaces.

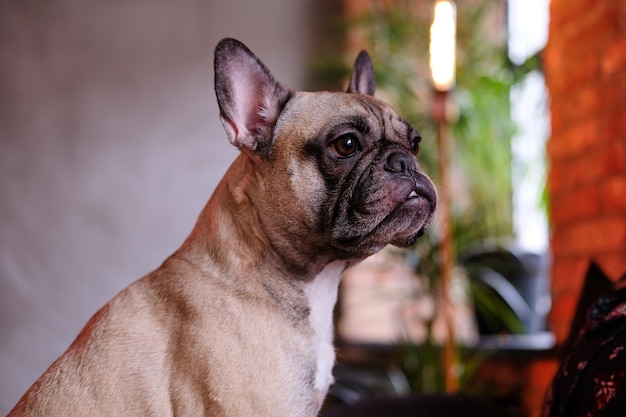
xmin=429 ymin=0 xmax=456 ymax=91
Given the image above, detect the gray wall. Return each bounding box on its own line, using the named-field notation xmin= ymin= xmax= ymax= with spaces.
xmin=0 ymin=0 xmax=329 ymax=412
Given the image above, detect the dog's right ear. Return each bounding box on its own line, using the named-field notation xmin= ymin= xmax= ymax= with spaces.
xmin=214 ymin=38 xmax=292 ymax=151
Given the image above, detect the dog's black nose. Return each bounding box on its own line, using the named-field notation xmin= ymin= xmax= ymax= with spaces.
xmin=385 ymin=150 xmax=415 ymax=175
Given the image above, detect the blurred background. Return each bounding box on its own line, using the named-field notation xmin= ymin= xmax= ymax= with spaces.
xmin=1 ymin=1 xmax=625 ymax=416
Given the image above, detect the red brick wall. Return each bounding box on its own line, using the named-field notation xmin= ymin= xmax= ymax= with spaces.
xmin=526 ymin=0 xmax=626 ymax=415
xmin=545 ymin=0 xmax=626 ymax=346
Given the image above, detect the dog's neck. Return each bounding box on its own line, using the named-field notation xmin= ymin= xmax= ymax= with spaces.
xmin=176 ymin=155 xmax=349 ymax=327
xmin=182 ymin=155 xmax=335 ymax=279
xmin=176 ymin=155 xmax=347 ymax=398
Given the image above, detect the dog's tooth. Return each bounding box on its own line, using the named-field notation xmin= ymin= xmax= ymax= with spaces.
xmin=408 ymin=190 xmax=418 ymax=199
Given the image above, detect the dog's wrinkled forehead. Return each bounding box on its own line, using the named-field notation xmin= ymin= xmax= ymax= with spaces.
xmin=275 ymin=91 xmax=417 ymax=151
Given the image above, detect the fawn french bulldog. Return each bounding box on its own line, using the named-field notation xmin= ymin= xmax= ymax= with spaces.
xmin=9 ymin=38 xmax=436 ymax=416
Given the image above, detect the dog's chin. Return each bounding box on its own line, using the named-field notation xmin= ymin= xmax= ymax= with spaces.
xmin=389 ymin=227 xmax=427 ymax=249
xmin=385 ymin=221 xmax=429 ymax=249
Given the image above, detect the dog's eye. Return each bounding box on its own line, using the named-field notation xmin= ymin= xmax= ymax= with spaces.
xmin=330 ymin=134 xmax=360 ymax=158
xmin=409 ymin=132 xmax=421 ymax=155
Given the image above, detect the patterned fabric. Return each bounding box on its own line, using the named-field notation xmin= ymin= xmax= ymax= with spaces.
xmin=542 ymin=281 xmax=626 ymax=417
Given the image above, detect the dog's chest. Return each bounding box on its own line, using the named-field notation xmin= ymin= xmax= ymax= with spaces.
xmin=303 ymin=262 xmax=345 ymax=396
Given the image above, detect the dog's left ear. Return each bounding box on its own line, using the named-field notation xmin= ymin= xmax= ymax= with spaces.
xmin=214 ymin=38 xmax=292 ymax=151
xmin=347 ymin=50 xmax=376 ymax=96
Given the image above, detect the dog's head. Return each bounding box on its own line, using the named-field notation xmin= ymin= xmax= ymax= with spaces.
xmin=214 ymin=38 xmax=437 ymax=265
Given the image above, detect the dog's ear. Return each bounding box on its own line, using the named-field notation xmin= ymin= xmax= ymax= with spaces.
xmin=214 ymin=38 xmax=292 ymax=151
xmin=347 ymin=50 xmax=376 ymax=96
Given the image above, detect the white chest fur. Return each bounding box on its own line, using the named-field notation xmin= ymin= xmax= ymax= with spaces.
xmin=303 ymin=261 xmax=346 ymax=395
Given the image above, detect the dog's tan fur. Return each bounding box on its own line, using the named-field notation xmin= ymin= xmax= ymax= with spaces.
xmin=9 ymin=39 xmax=436 ymax=417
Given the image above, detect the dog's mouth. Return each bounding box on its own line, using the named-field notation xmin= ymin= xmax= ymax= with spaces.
xmin=329 ymin=174 xmax=437 ymax=257
xmin=401 ymin=174 xmax=438 ymax=211
xmin=389 ymin=180 xmax=437 ymax=244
